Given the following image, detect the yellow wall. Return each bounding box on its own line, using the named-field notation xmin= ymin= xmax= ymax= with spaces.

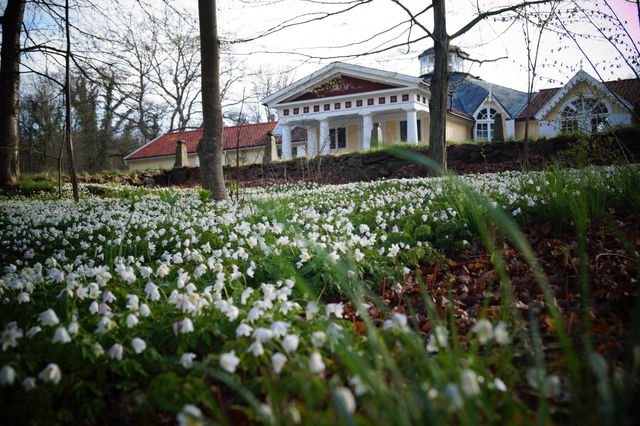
xmin=421 ymin=116 xmax=430 ymax=145
xmin=384 ymin=120 xmax=397 ymax=144
xmin=515 ymin=121 xmax=540 ymax=139
xmin=542 ymin=80 xmax=628 ymax=120
xmin=445 ymin=118 xmax=472 ymax=142
xmin=347 ymin=125 xmax=360 ymax=151
xmin=224 ymin=147 xmax=265 ymax=165
xmin=127 ymin=154 xmax=198 ymax=171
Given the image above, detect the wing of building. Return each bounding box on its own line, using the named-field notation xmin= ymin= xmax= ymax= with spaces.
xmin=124 ymin=47 xmax=639 ymax=168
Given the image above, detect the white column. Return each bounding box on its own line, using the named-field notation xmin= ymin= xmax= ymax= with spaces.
xmin=406 ymin=109 xmax=418 ymax=144
xmin=281 ymin=124 xmax=292 ymax=159
xmin=319 ymin=119 xmax=330 ymax=154
xmin=361 ymin=113 xmax=373 ymax=150
xmin=306 ymin=126 xmax=318 ymax=157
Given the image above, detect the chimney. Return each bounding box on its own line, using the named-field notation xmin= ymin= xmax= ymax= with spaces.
xmin=174 ymin=139 xmax=189 ymax=168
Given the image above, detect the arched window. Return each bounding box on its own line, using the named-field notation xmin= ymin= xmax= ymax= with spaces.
xmin=475 ymin=107 xmax=497 ymax=141
xmin=560 ymin=96 xmax=609 ymax=133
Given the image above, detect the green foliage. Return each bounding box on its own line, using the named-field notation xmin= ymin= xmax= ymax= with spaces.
xmin=1 ymin=162 xmax=639 ymax=425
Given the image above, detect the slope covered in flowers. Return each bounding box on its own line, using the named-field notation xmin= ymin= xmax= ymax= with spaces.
xmin=1 ymin=164 xmax=639 ymax=425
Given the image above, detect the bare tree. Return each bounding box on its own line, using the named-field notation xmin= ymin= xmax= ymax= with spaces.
xmin=520 ymin=1 xmax=560 ymax=166
xmin=248 ymin=66 xmax=295 ymax=122
xmin=198 ymin=0 xmax=228 ymax=200
xmin=0 ymin=0 xmax=26 ymax=187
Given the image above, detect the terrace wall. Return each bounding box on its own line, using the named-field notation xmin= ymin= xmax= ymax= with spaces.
xmin=92 ymin=129 xmax=639 ymax=187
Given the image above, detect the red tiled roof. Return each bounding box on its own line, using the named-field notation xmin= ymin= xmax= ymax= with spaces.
xmin=516 ymin=88 xmax=560 ymax=119
xmin=605 ymin=78 xmax=640 ymax=106
xmin=517 ymin=78 xmax=640 ymax=120
xmin=448 ymin=107 xmax=473 ymax=120
xmin=125 ymin=122 xmax=279 ymax=161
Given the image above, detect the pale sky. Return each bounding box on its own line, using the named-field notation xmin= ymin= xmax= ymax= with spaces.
xmin=217 ymin=0 xmax=639 ymax=93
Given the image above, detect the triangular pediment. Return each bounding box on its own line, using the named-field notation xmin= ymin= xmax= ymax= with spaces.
xmin=286 ymin=75 xmax=400 ymax=102
xmin=261 ymin=62 xmax=425 ymax=107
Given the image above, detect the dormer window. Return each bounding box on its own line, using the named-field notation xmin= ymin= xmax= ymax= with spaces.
xmin=475 ymin=107 xmax=497 ymax=141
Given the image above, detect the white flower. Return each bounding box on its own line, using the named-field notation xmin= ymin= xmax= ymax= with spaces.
xmin=471 ymin=319 xmax=493 ymax=345
xmin=118 ymin=265 xmax=136 ymax=283
xmin=236 ymin=323 xmax=253 ymax=338
xmin=22 ymin=377 xmax=36 ymax=391
xmin=145 ymin=282 xmax=161 ymax=301
xmin=0 ymin=365 xmax=16 ymax=385
xmin=247 ymin=340 xmax=265 ymax=357
xmin=282 ymin=334 xmax=299 ymax=353
xmin=460 ymin=369 xmax=480 ymax=396
xmin=2 ymin=323 xmax=23 ymax=350
xmin=445 ymin=383 xmax=463 ymax=411
xmin=38 ymin=363 xmax=62 ymax=385
xmin=51 ymin=327 xmax=72 ymax=344
xmin=181 ymin=352 xmax=196 ymax=369
xmin=126 ymin=294 xmax=139 ymax=311
xmin=493 ymin=378 xmax=507 ymax=392
xmin=16 ymin=292 xmax=30 ymax=303
xmin=311 ymin=331 xmax=327 ymax=348
xmin=271 ymin=352 xmax=287 ymax=374
xmin=326 ymin=302 xmax=344 ymax=319
xmin=131 ymin=337 xmax=146 ymax=354
xmin=384 ymin=313 xmax=408 ymax=331
xmin=156 ymin=264 xmax=170 ymax=277
xmin=38 ymin=309 xmax=60 ymax=327
xmin=252 ymin=328 xmax=274 ymax=343
xmin=349 ymin=375 xmax=368 ymax=396
xmin=493 ymin=322 xmax=510 ymax=344
xmin=334 ymin=386 xmax=356 ymax=414
xmin=180 ymin=318 xmax=195 ymax=334
xmin=126 ymin=314 xmax=139 ymax=328
xmin=308 ymin=351 xmax=325 ymax=374
xmin=354 ymin=248 xmax=364 ymax=262
xmin=220 ymin=350 xmax=240 ymax=373
xmin=270 ymin=321 xmax=290 ymax=338
xmin=139 ymin=266 xmax=153 ymax=278
xmin=387 ymin=244 xmax=400 ymax=257
xmin=306 ymin=301 xmax=319 ymax=320
xmin=102 ymin=291 xmax=116 ymax=303
xmin=240 ymin=288 xmax=254 ymax=305
xmin=89 ymin=301 xmax=99 ymax=315
xmin=108 ymin=343 xmax=124 ymax=361
xmin=67 ymin=321 xmax=79 ymax=336
xmin=26 ymin=326 xmax=41 ymax=338
xmin=426 ymin=326 xmax=448 ymax=353
xmin=177 ymin=404 xmax=203 ymax=426
xmin=139 ymin=303 xmax=151 ymax=317
xmin=93 ymin=343 xmax=104 ymax=357
xmin=544 ymin=375 xmax=561 ymax=398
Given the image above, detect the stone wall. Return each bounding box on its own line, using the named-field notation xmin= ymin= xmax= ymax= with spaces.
xmin=96 ymin=130 xmax=638 ymax=187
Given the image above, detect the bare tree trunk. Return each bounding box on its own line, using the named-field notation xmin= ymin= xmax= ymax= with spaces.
xmin=428 ymin=0 xmax=449 ymax=173
xmin=197 ymin=0 xmax=228 ymax=200
xmin=65 ymin=0 xmax=79 ymax=202
xmin=0 ymin=0 xmax=25 ymax=187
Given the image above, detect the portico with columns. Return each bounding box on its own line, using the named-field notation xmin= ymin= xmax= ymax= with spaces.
xmin=262 ymin=62 xmax=432 ymax=160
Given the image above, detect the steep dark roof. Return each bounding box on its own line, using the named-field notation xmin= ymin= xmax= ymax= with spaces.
xmin=428 ymin=74 xmax=529 ymax=120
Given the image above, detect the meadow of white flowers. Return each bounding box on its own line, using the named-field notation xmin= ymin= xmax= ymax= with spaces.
xmin=1 ymin=164 xmax=638 ymax=425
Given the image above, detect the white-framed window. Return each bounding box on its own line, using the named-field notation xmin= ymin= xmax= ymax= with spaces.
xmin=329 ymin=127 xmax=347 ymax=150
xmin=559 ymin=96 xmax=609 ymax=133
xmin=400 ymin=119 xmax=422 ymax=142
xmin=474 ymin=107 xmax=497 ymax=141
